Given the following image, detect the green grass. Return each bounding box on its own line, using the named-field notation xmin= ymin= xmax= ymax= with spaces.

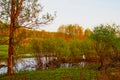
xmin=0 ymin=45 xmax=8 ymax=51
xmin=0 ymin=45 xmax=8 ymax=57
xmin=0 ymin=66 xmax=99 ymax=80
xmin=0 ymin=44 xmax=33 ymax=58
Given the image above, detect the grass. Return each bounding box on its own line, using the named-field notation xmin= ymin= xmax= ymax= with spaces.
xmin=0 ymin=44 xmax=34 ymax=58
xmin=0 ymin=61 xmax=119 ymax=80
xmin=0 ymin=67 xmax=99 ymax=80
xmin=0 ymin=66 xmax=99 ymax=80
xmin=0 ymin=45 xmax=8 ymax=57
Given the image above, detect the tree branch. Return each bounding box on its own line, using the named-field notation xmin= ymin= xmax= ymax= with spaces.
xmin=15 ymin=0 xmax=24 ymax=19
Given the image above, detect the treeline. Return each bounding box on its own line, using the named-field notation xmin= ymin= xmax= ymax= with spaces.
xmin=0 ymin=23 xmax=91 ymax=44
xmin=0 ymin=22 xmax=91 ymax=42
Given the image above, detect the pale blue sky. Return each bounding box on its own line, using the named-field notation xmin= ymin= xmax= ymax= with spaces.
xmin=40 ymin=0 xmax=120 ymax=32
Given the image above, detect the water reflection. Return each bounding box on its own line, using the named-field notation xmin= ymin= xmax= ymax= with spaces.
xmin=14 ymin=58 xmax=37 ymax=71
xmin=0 ymin=57 xmax=85 ymax=74
xmin=0 ymin=57 xmax=57 ymax=74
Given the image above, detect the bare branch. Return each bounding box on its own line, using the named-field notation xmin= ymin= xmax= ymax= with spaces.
xmin=15 ymin=0 xmax=24 ymax=19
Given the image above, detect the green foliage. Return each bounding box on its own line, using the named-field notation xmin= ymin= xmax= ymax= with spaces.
xmin=91 ymin=24 xmax=120 ymax=54
xmin=0 ymin=21 xmax=9 ymax=29
xmin=16 ymin=43 xmax=33 ymax=54
xmin=54 ymin=38 xmax=70 ymax=57
xmin=31 ymin=38 xmax=43 ymax=54
xmin=42 ymin=38 xmax=56 ymax=54
xmin=69 ymin=39 xmax=90 ymax=57
xmin=0 ymin=21 xmax=9 ymax=44
xmin=69 ymin=39 xmax=82 ymax=56
xmin=31 ymin=38 xmax=70 ymax=57
xmin=90 ymin=24 xmax=120 ymax=69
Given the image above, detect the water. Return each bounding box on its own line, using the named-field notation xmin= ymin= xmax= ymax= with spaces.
xmin=0 ymin=57 xmax=58 ymax=74
xmin=0 ymin=57 xmax=85 ymax=74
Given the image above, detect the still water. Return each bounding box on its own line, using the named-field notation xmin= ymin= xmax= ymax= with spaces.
xmin=0 ymin=57 xmax=85 ymax=74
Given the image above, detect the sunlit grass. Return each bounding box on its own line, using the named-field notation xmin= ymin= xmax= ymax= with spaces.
xmin=0 ymin=67 xmax=80 ymax=80
xmin=0 ymin=45 xmax=8 ymax=51
xmin=0 ymin=44 xmax=33 ymax=58
xmin=0 ymin=66 xmax=100 ymax=80
xmin=0 ymin=45 xmax=8 ymax=57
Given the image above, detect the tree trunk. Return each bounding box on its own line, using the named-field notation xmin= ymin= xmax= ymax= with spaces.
xmin=98 ymin=56 xmax=104 ymax=70
xmin=7 ymin=0 xmax=15 ymax=75
xmin=8 ymin=31 xmax=14 ymax=75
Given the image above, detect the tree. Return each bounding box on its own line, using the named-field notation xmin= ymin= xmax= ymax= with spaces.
xmin=42 ymin=38 xmax=56 ymax=56
xmin=84 ymin=28 xmax=91 ymax=39
xmin=0 ymin=21 xmax=9 ymax=44
xmin=31 ymin=38 xmax=43 ymax=69
xmin=69 ymin=39 xmax=81 ymax=57
xmin=91 ymin=24 xmax=120 ymax=70
xmin=57 ymin=25 xmax=67 ymax=39
xmin=58 ymin=24 xmax=83 ymax=40
xmin=68 ymin=39 xmax=90 ymax=63
xmin=58 ymin=25 xmax=66 ymax=33
xmin=54 ymin=38 xmax=70 ymax=58
xmin=0 ymin=0 xmax=54 ymax=75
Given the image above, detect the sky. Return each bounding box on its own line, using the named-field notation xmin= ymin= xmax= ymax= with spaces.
xmin=40 ymin=0 xmax=120 ymax=32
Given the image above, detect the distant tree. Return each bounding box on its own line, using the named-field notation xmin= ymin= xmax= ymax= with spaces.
xmin=58 ymin=25 xmax=66 ymax=33
xmin=73 ymin=24 xmax=83 ymax=40
xmin=84 ymin=28 xmax=91 ymax=39
xmin=54 ymin=38 xmax=70 ymax=58
xmin=0 ymin=21 xmax=9 ymax=44
xmin=58 ymin=24 xmax=83 ymax=40
xmin=57 ymin=25 xmax=67 ymax=39
xmin=69 ymin=39 xmax=81 ymax=57
xmin=41 ymin=30 xmax=46 ymax=38
xmin=31 ymin=38 xmax=43 ymax=69
xmin=42 ymin=38 xmax=56 ymax=56
xmin=68 ymin=39 xmax=91 ymax=63
xmin=0 ymin=0 xmax=54 ymax=75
